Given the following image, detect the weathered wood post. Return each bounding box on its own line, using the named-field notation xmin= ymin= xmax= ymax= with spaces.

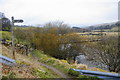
xmin=11 ymin=16 xmax=23 ymax=59
xmin=11 ymin=16 xmax=15 ymax=59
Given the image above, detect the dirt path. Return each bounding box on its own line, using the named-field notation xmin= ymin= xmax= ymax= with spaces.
xmin=31 ymin=56 xmax=70 ymax=78
xmin=38 ymin=62 xmax=69 ymax=78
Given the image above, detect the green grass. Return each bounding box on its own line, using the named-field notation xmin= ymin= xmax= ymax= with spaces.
xmin=0 ymin=31 xmax=29 ymax=45
xmin=68 ymin=69 xmax=102 ymax=80
xmin=32 ymin=66 xmax=60 ymax=78
xmin=33 ymin=50 xmax=106 ymax=79
xmin=16 ymin=58 xmax=60 ymax=78
xmin=0 ymin=31 xmax=12 ymax=40
xmin=33 ymin=50 xmax=71 ymax=74
xmin=68 ymin=68 xmax=79 ymax=76
xmin=77 ymin=75 xmax=102 ymax=80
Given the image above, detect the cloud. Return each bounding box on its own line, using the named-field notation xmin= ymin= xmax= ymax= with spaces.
xmin=0 ymin=0 xmax=119 ymax=26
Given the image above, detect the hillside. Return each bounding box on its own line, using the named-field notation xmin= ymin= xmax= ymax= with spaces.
xmin=86 ymin=21 xmax=120 ymax=31
xmin=1 ymin=44 xmax=69 ymax=78
xmin=1 ymin=43 xmax=106 ymax=79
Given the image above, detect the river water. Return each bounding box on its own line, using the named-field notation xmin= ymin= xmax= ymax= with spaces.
xmin=76 ymin=54 xmax=108 ymax=70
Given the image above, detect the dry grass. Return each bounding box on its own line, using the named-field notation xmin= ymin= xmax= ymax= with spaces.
xmin=88 ymin=67 xmax=108 ymax=72
xmin=76 ymin=64 xmax=88 ymax=70
xmin=72 ymin=63 xmax=109 ymax=73
xmin=1 ymin=44 xmax=40 ymax=78
xmin=1 ymin=45 xmax=60 ymax=78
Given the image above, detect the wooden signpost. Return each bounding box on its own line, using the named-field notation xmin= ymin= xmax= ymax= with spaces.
xmin=11 ymin=16 xmax=23 ymax=59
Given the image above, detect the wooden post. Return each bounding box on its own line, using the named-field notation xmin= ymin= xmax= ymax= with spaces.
xmin=11 ymin=16 xmax=15 ymax=59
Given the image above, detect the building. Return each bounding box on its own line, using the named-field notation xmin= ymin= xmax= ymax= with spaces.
xmin=0 ymin=12 xmax=4 ymax=30
xmin=0 ymin=12 xmax=5 ymax=19
xmin=0 ymin=12 xmax=11 ymax=31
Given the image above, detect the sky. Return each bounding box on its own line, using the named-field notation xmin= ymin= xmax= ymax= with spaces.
xmin=0 ymin=0 xmax=119 ymax=27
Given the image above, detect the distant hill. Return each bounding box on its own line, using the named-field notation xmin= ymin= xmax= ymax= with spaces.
xmin=15 ymin=25 xmax=30 ymax=27
xmin=72 ymin=21 xmax=120 ymax=32
xmin=86 ymin=21 xmax=120 ymax=31
xmin=72 ymin=27 xmax=91 ymax=32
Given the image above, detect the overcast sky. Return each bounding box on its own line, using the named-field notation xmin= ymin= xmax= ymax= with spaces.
xmin=0 ymin=0 xmax=119 ymax=27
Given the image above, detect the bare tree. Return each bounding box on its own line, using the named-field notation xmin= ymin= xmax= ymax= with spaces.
xmin=43 ymin=21 xmax=72 ymax=35
xmin=82 ymin=36 xmax=120 ymax=72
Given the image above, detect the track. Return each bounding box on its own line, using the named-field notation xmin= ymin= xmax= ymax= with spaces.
xmin=31 ymin=56 xmax=70 ymax=78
